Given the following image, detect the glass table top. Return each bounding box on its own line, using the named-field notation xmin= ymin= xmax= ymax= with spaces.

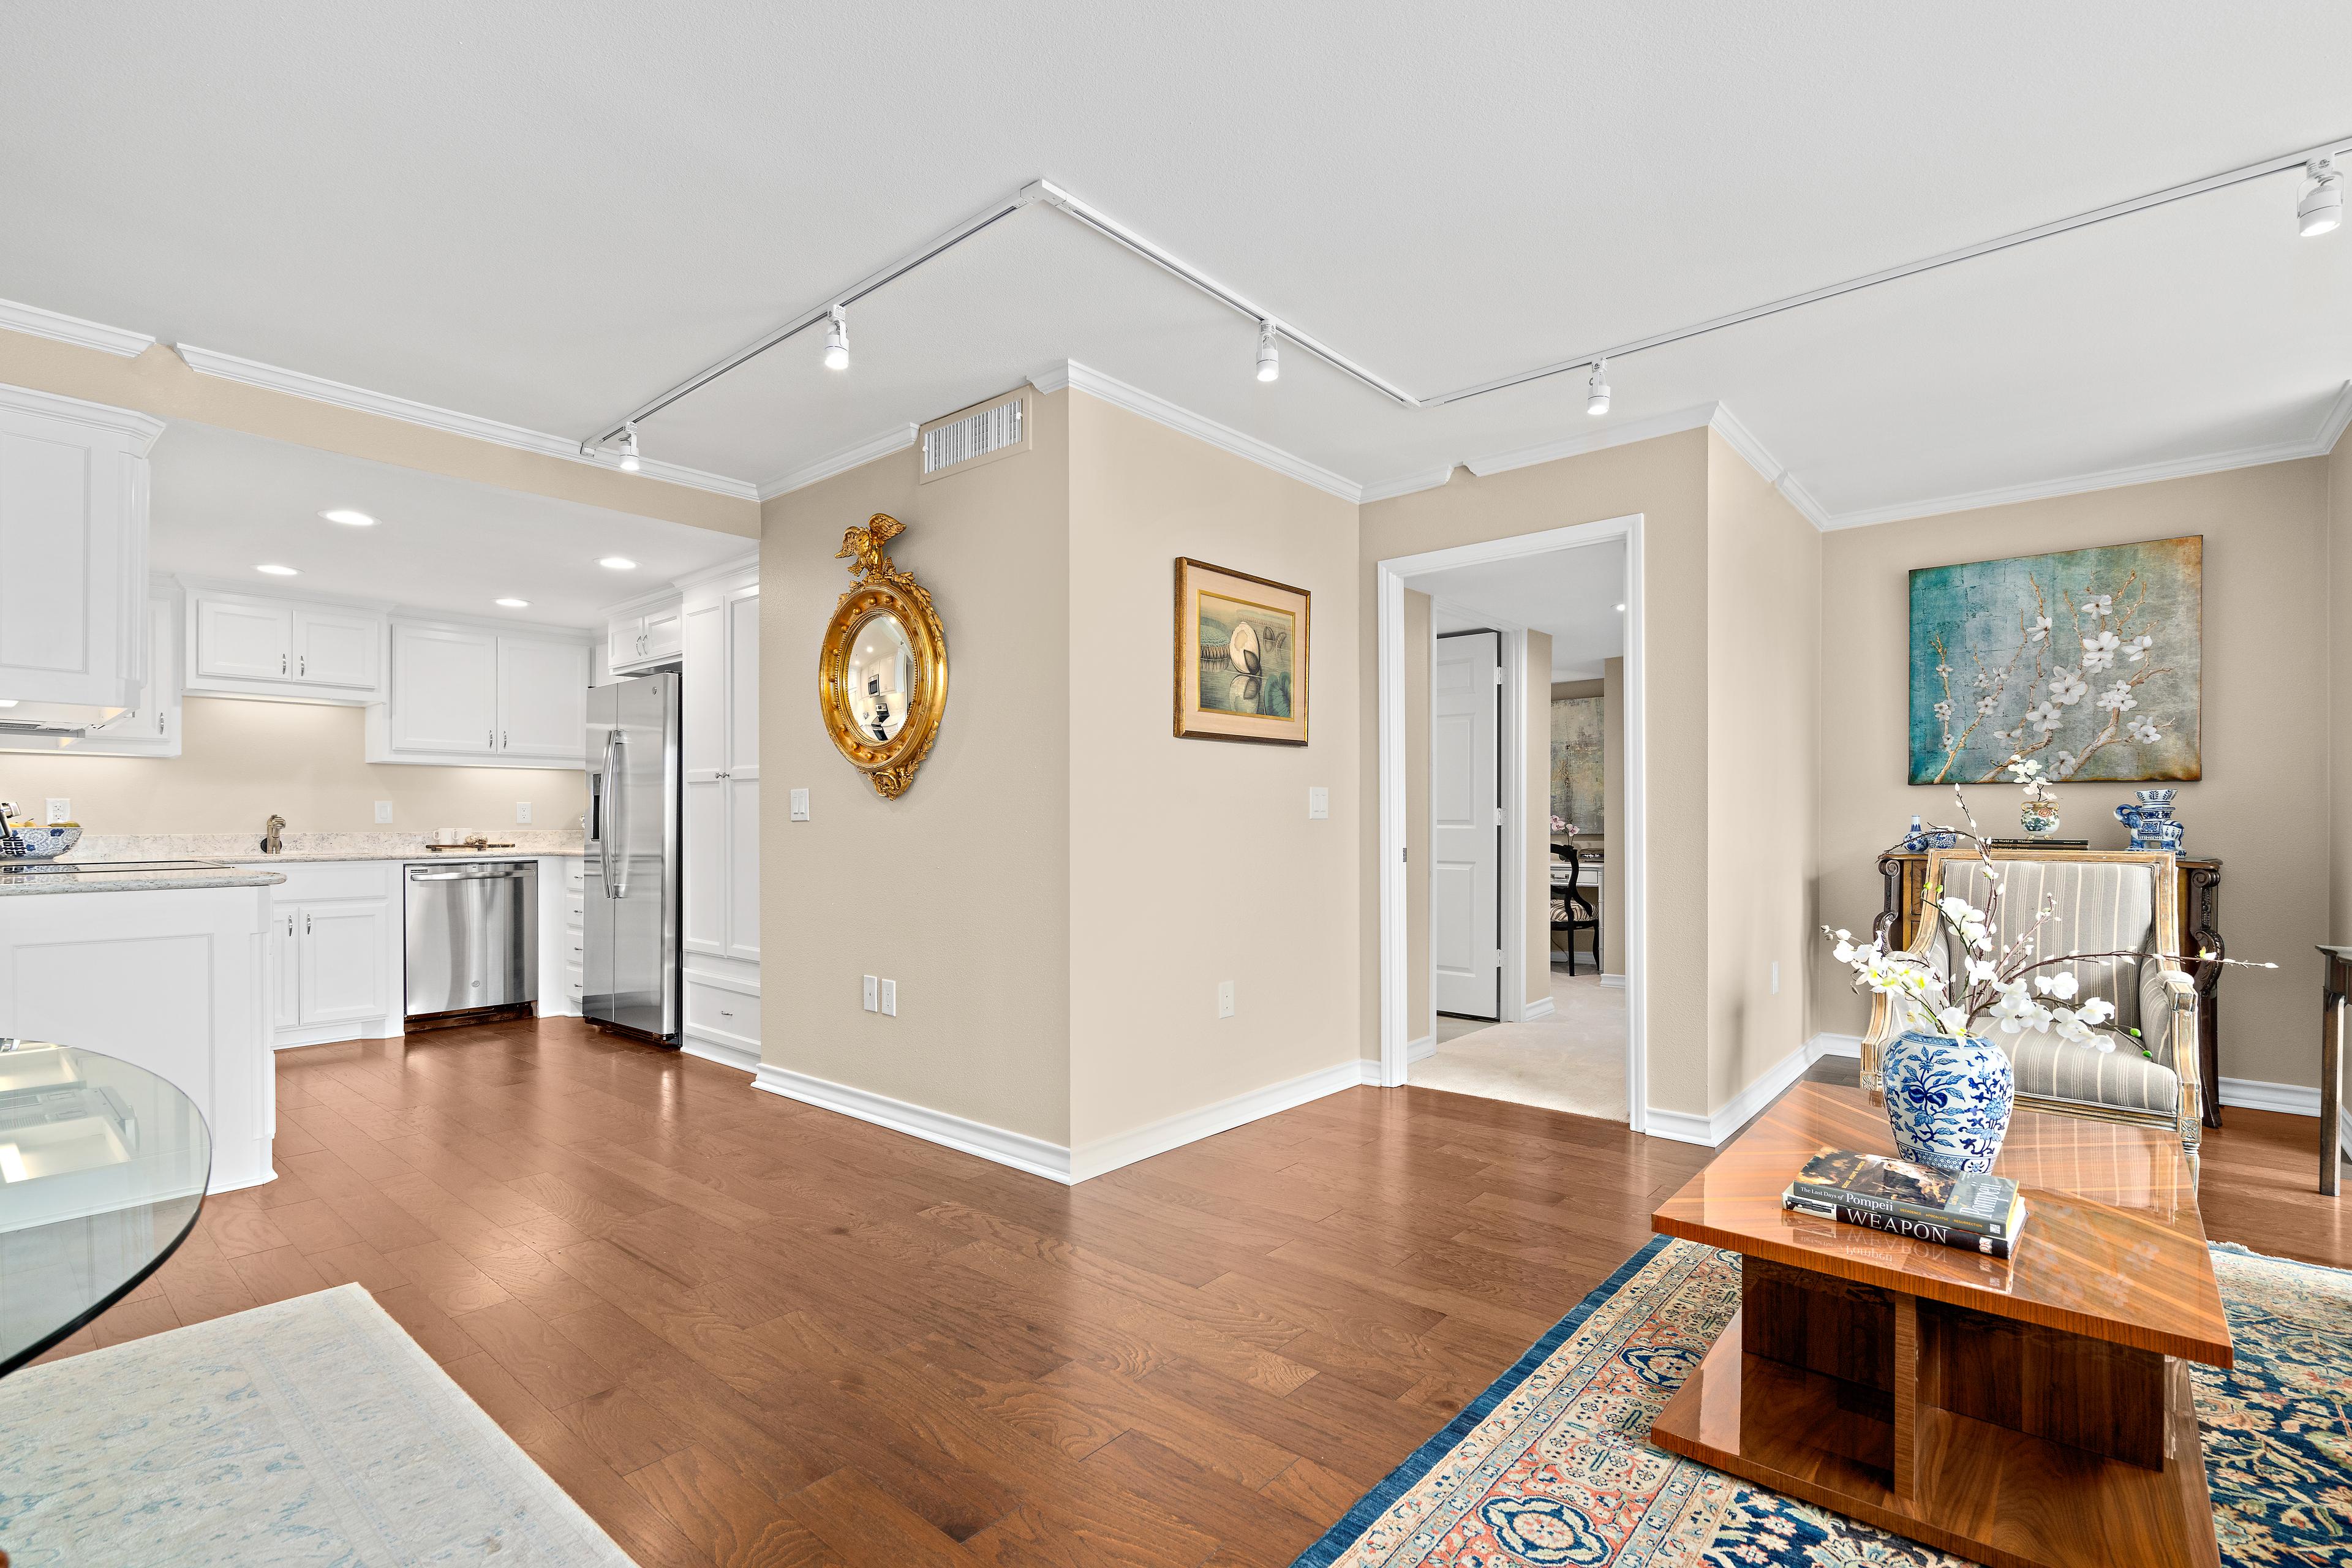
xmin=0 ymin=1041 xmax=209 ymax=1375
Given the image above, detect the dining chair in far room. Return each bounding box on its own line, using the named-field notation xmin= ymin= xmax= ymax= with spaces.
xmin=1553 ymin=841 xmax=1601 ymax=975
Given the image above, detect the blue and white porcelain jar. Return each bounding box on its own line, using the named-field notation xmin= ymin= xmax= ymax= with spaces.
xmin=1879 ymin=1030 xmax=2015 ymax=1173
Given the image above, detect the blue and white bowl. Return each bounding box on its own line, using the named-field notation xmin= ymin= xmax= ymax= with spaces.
xmin=0 ymin=825 xmax=81 ymax=861
xmin=1880 ymin=1028 xmax=2015 ymax=1174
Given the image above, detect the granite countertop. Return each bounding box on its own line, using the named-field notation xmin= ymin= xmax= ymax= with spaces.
xmin=59 ymin=831 xmax=586 ymax=867
xmin=0 ymin=864 xmax=286 ymax=896
xmin=217 ymin=848 xmax=587 ymax=865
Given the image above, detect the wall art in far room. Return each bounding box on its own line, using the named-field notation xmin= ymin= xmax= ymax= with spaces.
xmin=1174 ymin=557 xmax=1310 ymax=745
xmin=1550 ymin=695 xmax=1604 ymax=838
xmin=1908 ymin=534 xmax=2201 ymax=785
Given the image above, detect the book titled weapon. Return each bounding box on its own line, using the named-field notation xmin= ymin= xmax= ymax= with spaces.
xmin=1780 ymin=1147 xmax=2027 ymax=1257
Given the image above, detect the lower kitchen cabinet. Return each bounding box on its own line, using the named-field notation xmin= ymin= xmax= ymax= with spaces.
xmin=269 ymin=862 xmax=401 ymax=1047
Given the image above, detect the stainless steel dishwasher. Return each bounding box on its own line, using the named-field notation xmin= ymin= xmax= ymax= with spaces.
xmin=405 ymin=861 xmax=538 ymax=1022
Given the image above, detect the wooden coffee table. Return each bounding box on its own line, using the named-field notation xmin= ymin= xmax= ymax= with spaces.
xmin=1649 ymin=1083 xmax=2231 ymax=1568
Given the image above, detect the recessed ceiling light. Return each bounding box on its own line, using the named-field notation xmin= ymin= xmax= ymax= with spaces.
xmin=494 ymin=597 xmax=530 ymax=608
xmin=0 ymin=700 xmax=15 ymax=708
xmin=1615 ymin=603 xmax=1626 ymax=611
xmin=257 ymin=564 xmax=300 ymax=576
xmin=320 ymin=509 xmax=375 ymax=527
xmin=598 ymin=557 xmax=637 ymax=570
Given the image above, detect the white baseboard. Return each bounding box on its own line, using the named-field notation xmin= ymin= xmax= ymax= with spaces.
xmin=1071 ymin=1058 xmax=1368 ymax=1183
xmin=1641 ymin=1106 xmax=1717 ymax=1146
xmin=1521 ymin=997 xmax=1556 ymax=1022
xmin=2217 ymin=1076 xmax=2320 ymax=1116
xmin=1645 ymin=1036 xmax=1820 ymax=1148
xmin=1598 ymin=973 xmax=1627 ymax=989
xmin=273 ymin=1017 xmax=403 ymax=1050
xmin=751 ymin=1063 xmax=1074 ymax=1184
xmin=1406 ymin=1033 xmax=1437 ymax=1064
xmin=680 ymin=1035 xmax=758 ymax=1075
xmin=1805 ymin=1032 xmax=1863 ymax=1060
xmin=1359 ymin=1057 xmax=1384 ymax=1085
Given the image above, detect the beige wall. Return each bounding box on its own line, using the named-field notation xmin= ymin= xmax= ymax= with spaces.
xmin=0 ymin=697 xmax=585 ymax=834
xmin=1525 ymin=630 xmax=1553 ymax=1007
xmin=2332 ymin=429 xmax=2352 ymax=944
xmin=1601 ymin=655 xmax=1626 ymax=976
xmin=0 ymin=329 xmax=756 ymax=537
xmin=1363 ymin=431 xmax=1713 ymax=1118
xmin=1066 ymin=393 xmax=1362 ymax=1152
xmin=760 ymin=390 xmax=1074 ymax=1146
xmin=1706 ymin=431 xmax=1821 ymax=1109
xmin=1404 ymin=589 xmax=1432 ymax=1044
xmin=1814 ymin=458 xmax=2328 ymax=1091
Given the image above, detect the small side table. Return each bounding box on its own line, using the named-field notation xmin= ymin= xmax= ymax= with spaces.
xmin=2320 ymin=946 xmax=2351 ymax=1197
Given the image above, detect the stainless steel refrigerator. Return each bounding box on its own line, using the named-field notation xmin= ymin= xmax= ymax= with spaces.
xmin=584 ymin=671 xmax=680 ymax=1043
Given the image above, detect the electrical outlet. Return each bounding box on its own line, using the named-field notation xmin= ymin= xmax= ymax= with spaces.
xmin=880 ymin=978 xmax=897 ymax=1017
xmin=1216 ymin=979 xmax=1235 ymax=1019
xmin=791 ymin=788 xmax=810 ymax=822
xmin=44 ymin=799 xmax=69 ymax=825
xmin=862 ymin=974 xmax=879 ymax=1012
xmin=374 ymin=801 xmax=394 ymax=824
xmin=1306 ymin=786 xmax=1329 ymax=820
xmin=515 ymin=801 xmax=533 ymax=824
xmin=1770 ymin=960 xmax=1781 ymax=996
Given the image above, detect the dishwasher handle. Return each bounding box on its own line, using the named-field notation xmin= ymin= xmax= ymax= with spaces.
xmin=409 ymin=864 xmax=535 ymax=881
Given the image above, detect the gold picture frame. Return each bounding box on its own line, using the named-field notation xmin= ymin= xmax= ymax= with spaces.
xmin=818 ymin=514 xmax=949 ymax=797
xmin=1174 ymin=557 xmax=1309 ymax=745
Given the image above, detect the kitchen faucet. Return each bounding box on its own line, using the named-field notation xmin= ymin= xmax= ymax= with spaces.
xmin=262 ymin=815 xmax=285 ymax=854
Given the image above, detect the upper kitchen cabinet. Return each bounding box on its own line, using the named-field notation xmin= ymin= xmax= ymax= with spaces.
xmin=183 ymin=584 xmax=386 ymax=703
xmin=608 ymin=590 xmax=684 ymax=674
xmin=0 ymin=592 xmax=181 ymax=756
xmin=0 ymin=383 xmax=162 ymax=711
xmin=366 ymin=617 xmax=590 ymax=767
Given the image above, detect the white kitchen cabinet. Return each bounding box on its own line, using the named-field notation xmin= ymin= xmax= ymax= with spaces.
xmin=0 ymin=383 xmax=160 ymax=712
xmin=0 ymin=594 xmax=180 ymax=756
xmin=678 ymin=559 xmax=760 ymax=1070
xmin=368 ymin=619 xmax=590 ymax=767
xmin=298 ymin=902 xmax=390 ymax=1023
xmin=608 ymin=593 xmax=684 ymax=674
xmin=183 ymin=586 xmax=387 ymax=704
xmin=268 ymin=862 xmax=401 ymax=1049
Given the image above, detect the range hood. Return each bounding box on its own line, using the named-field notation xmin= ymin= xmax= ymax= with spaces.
xmin=0 ymin=699 xmax=130 ymax=738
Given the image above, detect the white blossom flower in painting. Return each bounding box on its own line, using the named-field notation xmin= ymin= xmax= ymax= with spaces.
xmin=1975 ymin=695 xmax=1997 ymax=715
xmin=2095 ymin=681 xmax=2138 ymax=714
xmin=2048 ymin=668 xmax=2087 ymax=704
xmin=2081 ymin=629 xmax=2120 ymax=672
xmin=2082 ymin=593 xmax=2113 ymax=617
xmin=2023 ymin=699 xmax=2063 ymax=734
xmin=2027 ymin=614 xmax=2052 ymax=642
xmin=1932 ymin=699 xmax=1954 ymax=721
xmin=1936 ymin=662 xmax=1952 ymax=676
xmin=2123 ymin=634 xmax=2153 ymax=662
xmin=2052 ymin=749 xmax=2079 ymax=775
xmin=2127 ymin=717 xmax=2161 ymax=745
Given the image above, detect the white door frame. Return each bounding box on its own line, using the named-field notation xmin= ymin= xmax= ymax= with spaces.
xmin=1377 ymin=513 xmax=1647 ymax=1131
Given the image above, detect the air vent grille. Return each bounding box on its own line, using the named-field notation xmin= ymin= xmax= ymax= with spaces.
xmin=923 ymin=397 xmax=1023 ymax=475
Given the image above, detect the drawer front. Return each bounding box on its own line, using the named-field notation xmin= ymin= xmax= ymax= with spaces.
xmin=684 ymin=979 xmax=760 ymax=1045
xmin=565 ymin=895 xmax=585 ymax=929
xmin=276 ymin=862 xmax=395 ymax=902
xmin=563 ymin=860 xmax=584 ymax=890
xmin=562 ymin=929 xmax=586 ymax=968
xmin=564 ymin=962 xmax=584 ymax=1001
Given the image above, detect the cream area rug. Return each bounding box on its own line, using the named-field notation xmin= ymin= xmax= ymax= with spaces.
xmin=0 ymin=1284 xmax=633 ymax=1567
xmin=1414 ymin=970 xmax=1628 ymax=1120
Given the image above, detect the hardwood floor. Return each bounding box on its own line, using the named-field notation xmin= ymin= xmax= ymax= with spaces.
xmin=38 ymin=1022 xmax=2352 ymax=1566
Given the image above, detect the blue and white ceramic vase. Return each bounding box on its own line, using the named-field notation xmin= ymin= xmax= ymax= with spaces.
xmin=2115 ymin=789 xmax=2185 ymax=853
xmin=1879 ymin=1029 xmax=2015 ymax=1173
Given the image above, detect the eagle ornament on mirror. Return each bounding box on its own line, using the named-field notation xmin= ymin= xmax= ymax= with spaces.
xmin=818 ymin=513 xmax=949 ymax=799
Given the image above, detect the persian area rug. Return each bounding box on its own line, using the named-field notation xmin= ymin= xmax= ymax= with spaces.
xmin=1294 ymin=1236 xmax=2352 ymax=1568
xmin=0 ymin=1283 xmax=633 ymax=1567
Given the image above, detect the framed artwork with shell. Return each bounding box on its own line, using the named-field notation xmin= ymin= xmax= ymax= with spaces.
xmin=1174 ymin=558 xmax=1309 ymax=745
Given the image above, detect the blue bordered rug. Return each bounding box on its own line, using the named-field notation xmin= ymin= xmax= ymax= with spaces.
xmin=1293 ymin=1235 xmax=2352 ymax=1567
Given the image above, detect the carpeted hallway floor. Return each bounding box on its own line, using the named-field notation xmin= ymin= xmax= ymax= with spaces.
xmin=1413 ymin=967 xmax=1626 ymax=1119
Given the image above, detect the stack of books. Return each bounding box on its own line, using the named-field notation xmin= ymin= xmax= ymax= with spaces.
xmin=1781 ymin=1147 xmax=2028 ymax=1257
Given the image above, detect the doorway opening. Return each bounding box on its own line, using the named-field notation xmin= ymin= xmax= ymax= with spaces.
xmin=1376 ymin=515 xmax=1645 ymax=1127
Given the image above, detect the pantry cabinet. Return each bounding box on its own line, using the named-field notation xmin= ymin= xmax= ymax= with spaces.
xmin=366 ymin=619 xmax=590 ymax=767
xmin=678 ymin=558 xmax=760 ymax=1068
xmin=183 ymin=586 xmax=386 ymax=703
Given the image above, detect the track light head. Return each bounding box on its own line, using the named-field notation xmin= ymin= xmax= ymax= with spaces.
xmin=823 ymin=307 xmax=850 ymax=370
xmin=1585 ymin=359 xmax=1611 ymax=417
xmin=618 ymin=423 xmax=642 ymax=473
xmin=1255 ymin=321 xmax=1280 ymax=383
xmin=2300 ymin=159 xmax=2343 ymax=238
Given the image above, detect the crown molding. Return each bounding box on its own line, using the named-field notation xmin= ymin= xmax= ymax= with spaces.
xmin=756 ymin=423 xmax=918 ymax=500
xmin=0 ymin=380 xmax=168 ymax=454
xmin=1463 ymin=402 xmax=1722 ymax=483
xmin=0 ymin=296 xmax=156 ymax=358
xmin=1705 ymin=404 xmax=1833 ymax=530
xmin=1819 ymin=382 xmax=2352 ymax=530
xmin=671 ymin=548 xmax=763 ymax=590
xmin=172 ymin=343 xmax=760 ymax=501
xmin=1359 ymin=467 xmax=1458 ymax=503
xmin=1036 ymin=360 xmax=1364 ymax=503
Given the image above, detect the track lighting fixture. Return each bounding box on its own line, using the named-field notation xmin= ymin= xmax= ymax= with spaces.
xmin=617 ymin=423 xmax=642 ymax=473
xmin=823 ymin=307 xmax=850 ymax=370
xmin=1585 ymin=360 xmax=1611 ymax=417
xmin=1256 ymin=321 xmax=1280 ymax=383
xmin=2300 ymin=158 xmax=2343 ymax=237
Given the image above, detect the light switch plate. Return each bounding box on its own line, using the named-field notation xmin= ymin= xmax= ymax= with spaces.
xmin=791 ymin=788 xmax=810 ymax=822
xmin=44 ymin=799 xmax=69 ymax=825
xmin=862 ymin=974 xmax=879 ymax=1012
xmin=880 ymin=978 xmax=897 ymax=1017
xmin=1307 ymin=786 xmax=1329 ymax=820
xmin=515 ymin=801 xmax=533 ymax=824
xmin=1216 ymin=979 xmax=1235 ymax=1019
xmin=374 ymin=801 xmax=394 ymax=823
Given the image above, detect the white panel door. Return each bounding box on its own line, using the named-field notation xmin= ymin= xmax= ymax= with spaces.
xmin=723 ymin=776 xmax=760 ymax=962
xmin=0 ymin=427 xmax=92 ymax=685
xmin=682 ymin=777 xmax=726 ymax=956
xmin=298 ymin=902 xmax=388 ymax=1025
xmin=390 ymin=624 xmax=497 ymax=753
xmin=496 ymin=635 xmax=588 ymax=757
xmin=1432 ymin=631 xmax=1501 ymax=1019
xmin=292 ymin=607 xmax=380 ymax=688
xmin=194 ymin=596 xmax=294 ymax=681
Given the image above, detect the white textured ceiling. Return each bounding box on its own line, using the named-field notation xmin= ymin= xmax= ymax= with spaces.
xmin=1420 ymin=543 xmax=1627 ymax=680
xmin=4 ymin=3 xmax=2350 ymax=517
xmin=149 ymin=424 xmax=751 ymax=627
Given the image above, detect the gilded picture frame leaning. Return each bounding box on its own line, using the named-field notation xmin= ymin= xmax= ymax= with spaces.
xmin=1174 ymin=557 xmax=1309 ymax=745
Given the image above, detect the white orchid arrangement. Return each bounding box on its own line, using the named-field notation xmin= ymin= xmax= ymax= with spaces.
xmin=1550 ymin=815 xmax=1577 ymax=836
xmin=1826 ymin=774 xmax=2277 ymax=1057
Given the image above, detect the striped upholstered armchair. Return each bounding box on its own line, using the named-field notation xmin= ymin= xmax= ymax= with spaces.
xmin=1861 ymin=848 xmax=2203 ymax=1175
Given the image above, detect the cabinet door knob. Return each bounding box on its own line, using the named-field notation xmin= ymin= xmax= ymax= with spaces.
xmin=281 ymin=654 xmax=287 ymax=674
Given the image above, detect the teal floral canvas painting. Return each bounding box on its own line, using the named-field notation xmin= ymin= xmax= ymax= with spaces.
xmin=1909 ymin=535 xmax=2201 ymax=785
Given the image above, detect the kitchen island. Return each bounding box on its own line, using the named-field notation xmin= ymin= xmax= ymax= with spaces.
xmin=0 ymin=861 xmax=282 ymax=1191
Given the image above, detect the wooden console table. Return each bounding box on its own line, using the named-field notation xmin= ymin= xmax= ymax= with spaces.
xmin=1877 ymin=851 xmax=2225 ymax=1127
xmin=1652 ymin=1084 xmax=2231 ymax=1568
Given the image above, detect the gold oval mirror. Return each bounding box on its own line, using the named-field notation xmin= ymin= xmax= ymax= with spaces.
xmin=818 ymin=513 xmax=948 ymax=797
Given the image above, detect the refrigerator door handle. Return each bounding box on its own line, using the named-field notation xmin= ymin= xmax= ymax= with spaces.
xmin=608 ymin=728 xmax=630 ymax=901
